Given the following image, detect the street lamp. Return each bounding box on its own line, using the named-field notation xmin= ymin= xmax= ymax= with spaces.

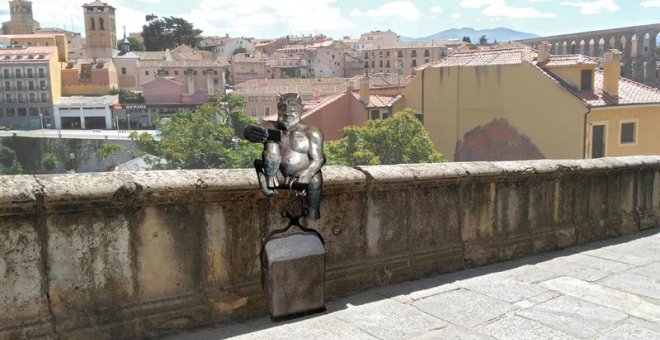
xmin=116 ymin=115 xmax=119 ymax=137
xmin=39 ymin=113 xmax=44 ymax=135
xmin=127 ymin=113 xmax=131 ymax=131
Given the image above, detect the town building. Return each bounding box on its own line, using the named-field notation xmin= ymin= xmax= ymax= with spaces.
xmin=61 ymin=58 xmax=118 ymax=96
xmin=362 ymin=40 xmax=466 ymax=77
xmin=254 ymin=37 xmax=290 ymax=55
xmin=53 ymin=95 xmax=118 ymax=129
xmin=230 ymin=52 xmax=269 ymax=85
xmin=136 ymin=59 xmax=226 ymax=95
xmin=267 ymin=54 xmax=309 ymax=79
xmin=401 ymin=45 xmax=660 ymax=161
xmin=81 ymin=0 xmax=117 ymax=59
xmin=0 ymin=45 xmax=60 ymax=129
xmin=1 ymin=0 xmax=40 ymax=35
xmin=351 ymin=30 xmax=400 ymax=53
xmin=36 ymin=27 xmax=84 ymax=60
xmin=0 ymin=33 xmax=68 ymax=62
xmin=202 ymin=36 xmax=255 ymax=58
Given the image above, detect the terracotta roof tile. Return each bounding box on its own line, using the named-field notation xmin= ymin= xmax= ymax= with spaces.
xmin=538 ymin=54 xmax=599 ymax=67
xmin=432 ymin=48 xmax=534 ymax=67
xmin=351 ymin=92 xmax=402 ymax=108
xmin=575 ymin=71 xmax=660 ymax=107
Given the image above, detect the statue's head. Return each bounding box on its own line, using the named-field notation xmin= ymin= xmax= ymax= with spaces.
xmin=276 ymin=93 xmax=302 ymax=130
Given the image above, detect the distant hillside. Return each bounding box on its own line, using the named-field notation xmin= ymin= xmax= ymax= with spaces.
xmin=401 ymin=27 xmax=539 ymax=43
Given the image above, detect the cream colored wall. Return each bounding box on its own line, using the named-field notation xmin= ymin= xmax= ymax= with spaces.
xmin=588 ymin=105 xmax=660 ymax=157
xmin=547 ymin=65 xmax=594 ymax=90
xmin=404 ymin=62 xmax=587 ymax=161
xmin=49 ymin=52 xmax=61 ymax=103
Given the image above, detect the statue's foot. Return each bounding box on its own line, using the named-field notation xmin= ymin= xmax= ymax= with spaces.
xmin=308 ymin=207 xmax=320 ymax=221
xmin=266 ymin=176 xmax=279 ymax=189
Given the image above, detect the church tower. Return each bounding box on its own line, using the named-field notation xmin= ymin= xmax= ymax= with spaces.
xmin=1 ymin=0 xmax=41 ymax=34
xmin=82 ymin=0 xmax=117 ymax=58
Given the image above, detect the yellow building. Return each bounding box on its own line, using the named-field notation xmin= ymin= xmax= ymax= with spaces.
xmin=0 ymin=45 xmax=61 ymax=129
xmin=402 ymin=45 xmax=660 ymax=161
xmin=0 ymin=33 xmax=68 ymax=62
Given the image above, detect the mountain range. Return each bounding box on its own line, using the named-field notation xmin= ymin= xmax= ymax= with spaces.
xmin=401 ymin=27 xmax=539 ymax=43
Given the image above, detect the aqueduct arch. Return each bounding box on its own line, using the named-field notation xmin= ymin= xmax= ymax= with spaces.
xmin=520 ymin=23 xmax=660 ymax=88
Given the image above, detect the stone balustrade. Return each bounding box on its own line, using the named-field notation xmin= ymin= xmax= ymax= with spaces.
xmin=1 ymin=156 xmax=659 ymax=339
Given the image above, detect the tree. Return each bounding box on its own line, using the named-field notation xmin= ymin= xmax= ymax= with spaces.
xmin=462 ymin=36 xmax=471 ymax=43
xmin=479 ymin=35 xmax=488 ymax=45
xmin=131 ymin=94 xmax=261 ymax=169
xmin=0 ymin=146 xmax=16 ymax=168
xmin=109 ymin=88 xmax=144 ymax=103
xmin=232 ymin=47 xmax=247 ymax=55
xmin=96 ymin=143 xmax=123 ymax=169
xmin=41 ymin=152 xmax=58 ymax=172
xmin=326 ymin=109 xmax=444 ymax=166
xmin=142 ymin=16 xmax=203 ymax=51
xmin=116 ymin=37 xmax=145 ymax=52
xmin=9 ymin=160 xmax=23 ymax=174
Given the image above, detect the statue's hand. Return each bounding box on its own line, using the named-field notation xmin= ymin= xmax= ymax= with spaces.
xmin=244 ymin=125 xmax=268 ymax=143
xmin=297 ymin=173 xmax=313 ymax=185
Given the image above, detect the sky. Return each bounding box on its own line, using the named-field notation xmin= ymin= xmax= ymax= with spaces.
xmin=0 ymin=0 xmax=658 ymax=39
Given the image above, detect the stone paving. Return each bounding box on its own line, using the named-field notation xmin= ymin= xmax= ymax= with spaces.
xmin=166 ymin=229 xmax=660 ymax=340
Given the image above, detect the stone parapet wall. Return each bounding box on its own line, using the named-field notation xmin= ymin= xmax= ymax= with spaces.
xmin=1 ymin=156 xmax=659 ymax=339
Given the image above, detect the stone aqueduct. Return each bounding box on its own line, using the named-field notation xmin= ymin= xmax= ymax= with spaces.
xmin=519 ymin=23 xmax=660 ymax=88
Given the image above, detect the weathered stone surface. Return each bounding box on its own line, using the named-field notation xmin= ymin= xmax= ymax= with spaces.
xmin=39 ymin=173 xmax=136 ymax=209
xmin=516 ymin=295 xmax=628 ymax=338
xmin=597 ymin=323 xmax=660 ymax=340
xmin=455 ymin=276 xmax=547 ymax=303
xmin=481 ymin=315 xmax=577 ymax=340
xmin=0 ymin=175 xmax=40 ymax=216
xmin=542 ymin=276 xmax=660 ymax=323
xmin=332 ymin=299 xmax=447 ymax=340
xmin=414 ymin=289 xmax=516 ymax=327
xmin=407 ymin=325 xmax=493 ymax=340
xmin=598 ymin=272 xmax=660 ymax=300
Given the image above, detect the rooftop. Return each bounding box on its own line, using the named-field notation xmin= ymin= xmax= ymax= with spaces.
xmin=352 ymin=92 xmax=402 ymax=108
xmin=56 ymin=95 xmax=119 ymax=106
xmin=538 ymin=54 xmax=599 ymax=67
xmin=432 ymin=47 xmax=535 ymax=67
xmin=0 ymin=45 xmax=55 ymax=62
xmin=569 ymin=70 xmax=660 ymax=107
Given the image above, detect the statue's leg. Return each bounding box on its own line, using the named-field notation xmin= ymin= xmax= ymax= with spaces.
xmin=307 ymin=172 xmax=323 ymax=220
xmin=254 ymin=159 xmax=276 ymax=196
xmin=264 ymin=141 xmax=281 ymax=189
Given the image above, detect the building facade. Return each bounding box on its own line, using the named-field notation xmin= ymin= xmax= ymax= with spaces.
xmin=363 ymin=40 xmax=465 ymax=77
xmin=0 ymin=45 xmax=60 ymax=129
xmin=1 ymin=0 xmax=40 ymax=35
xmin=230 ymin=52 xmax=269 ymax=85
xmin=61 ymin=58 xmax=118 ymax=96
xmin=82 ymin=0 xmax=117 ymax=59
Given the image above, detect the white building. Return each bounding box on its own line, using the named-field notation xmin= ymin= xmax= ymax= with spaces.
xmin=53 ymin=95 xmax=118 ymax=129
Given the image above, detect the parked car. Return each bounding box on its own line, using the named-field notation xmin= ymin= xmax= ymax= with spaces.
xmin=0 ymin=125 xmax=11 ymax=131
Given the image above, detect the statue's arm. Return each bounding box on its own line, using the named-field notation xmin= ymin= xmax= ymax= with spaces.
xmin=244 ymin=121 xmax=275 ymax=143
xmin=298 ymin=127 xmax=326 ymax=183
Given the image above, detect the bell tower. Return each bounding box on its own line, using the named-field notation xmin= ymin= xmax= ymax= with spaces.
xmin=1 ymin=0 xmax=41 ymax=34
xmin=82 ymin=0 xmax=117 ymax=58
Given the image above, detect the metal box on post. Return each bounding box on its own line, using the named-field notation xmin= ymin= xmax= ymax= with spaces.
xmin=262 ymin=231 xmax=325 ymax=319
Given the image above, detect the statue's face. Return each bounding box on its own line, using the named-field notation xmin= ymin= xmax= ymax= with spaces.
xmin=276 ymin=93 xmax=302 ymax=129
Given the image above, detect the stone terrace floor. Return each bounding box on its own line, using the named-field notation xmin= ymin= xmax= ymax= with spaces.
xmin=166 ymin=229 xmax=660 ymax=340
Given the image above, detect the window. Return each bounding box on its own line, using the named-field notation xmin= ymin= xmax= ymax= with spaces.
xmin=18 ymin=108 xmax=26 ymax=116
xmin=386 ymin=60 xmax=390 ymax=68
xmin=411 ymin=50 xmax=417 ymax=57
xmin=90 ymin=18 xmax=95 ymax=30
xmin=16 ymin=81 xmax=22 ymax=90
xmin=28 ymin=81 xmax=34 ymax=90
xmin=40 ymin=80 xmax=46 ymax=89
xmin=3 ymin=69 xmax=8 ymax=78
xmin=17 ymin=94 xmax=23 ymax=103
xmin=370 ymin=110 xmax=380 ymax=120
xmin=620 ymin=121 xmax=636 ymax=144
xmin=41 ymin=93 xmax=47 ymax=102
xmin=145 ymin=71 xmax=149 ymax=76
xmin=4 ymin=81 xmax=9 ymax=90
xmin=5 ymin=94 xmax=11 ymax=103
xmin=29 ymin=108 xmax=38 ymax=116
xmin=15 ymin=69 xmax=21 ymax=78
xmin=424 ymin=49 xmax=430 ymax=57
xmin=365 ymin=61 xmax=369 ymax=69
xmin=580 ymin=70 xmax=593 ymax=91
xmin=364 ymin=52 xmax=368 ymax=59
xmin=27 ymin=69 xmax=33 ymax=77
xmin=38 ymin=68 xmax=44 ymax=77
xmin=251 ymin=107 xmax=257 ymax=116
xmin=379 ymin=60 xmax=383 ymax=68
xmin=371 ymin=60 xmax=375 ymax=68
xmin=386 ymin=51 xmax=390 ymax=57
xmin=99 ymin=18 xmax=104 ymax=30
xmin=411 ymin=59 xmax=417 ymax=67
xmin=397 ymin=50 xmax=403 ymax=58
xmin=6 ymin=108 xmax=15 ymax=117
xmin=174 ymin=70 xmax=179 ymax=75
xmin=213 ymin=78 xmax=219 ymax=84
xmin=29 ymin=93 xmax=35 ymax=102
xmin=121 ymin=67 xmax=126 ymax=75
xmin=382 ymin=112 xmax=389 ymax=119
xmin=265 ymin=107 xmax=270 ymax=115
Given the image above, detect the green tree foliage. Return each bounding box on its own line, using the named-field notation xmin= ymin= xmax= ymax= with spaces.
xmin=96 ymin=143 xmax=122 ymax=169
xmin=462 ymin=36 xmax=471 ymax=43
xmin=142 ymin=16 xmax=203 ymax=51
xmin=109 ymin=88 xmax=144 ymax=103
xmin=232 ymin=47 xmax=247 ymax=55
xmin=131 ymin=94 xmax=260 ymax=169
xmin=41 ymin=152 xmax=58 ymax=172
xmin=9 ymin=160 xmax=23 ymax=174
xmin=479 ymin=35 xmax=488 ymax=45
xmin=116 ymin=37 xmax=145 ymax=52
xmin=0 ymin=146 xmax=16 ymax=168
xmin=326 ymin=109 xmax=444 ymax=166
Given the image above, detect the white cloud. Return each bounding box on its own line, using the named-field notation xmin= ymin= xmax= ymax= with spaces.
xmin=459 ymin=0 xmax=556 ymax=18
xmin=186 ymin=0 xmax=353 ymax=36
xmin=641 ymin=0 xmax=660 ymax=6
xmin=560 ymin=0 xmax=620 ymax=14
xmin=451 ymin=12 xmax=462 ymax=19
xmin=430 ymin=6 xmax=443 ymax=14
xmin=350 ymin=1 xmax=421 ymax=20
